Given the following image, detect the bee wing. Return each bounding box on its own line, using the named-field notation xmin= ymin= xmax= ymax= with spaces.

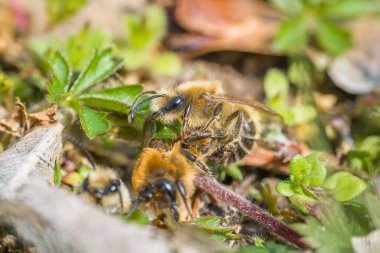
xmin=209 ymin=94 xmax=284 ymax=124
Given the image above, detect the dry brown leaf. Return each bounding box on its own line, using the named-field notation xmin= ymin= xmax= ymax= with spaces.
xmin=0 ymin=101 xmax=57 ymax=137
xmin=328 ymin=18 xmax=380 ymax=94
xmin=169 ymin=0 xmax=282 ymax=56
xmin=241 ymin=142 xmax=309 ymax=174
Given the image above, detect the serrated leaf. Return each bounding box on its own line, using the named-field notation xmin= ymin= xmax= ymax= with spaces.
xmin=293 ymin=203 xmax=369 ymax=253
xmin=149 ymin=52 xmax=182 ymax=77
xmin=315 ymin=18 xmax=352 ymax=56
xmin=49 ymin=51 xmax=70 ymax=88
xmin=273 ymin=15 xmax=308 ymax=53
xmin=70 ymin=48 xmax=122 ymax=95
xmin=74 ymin=103 xmax=110 ymax=139
xmin=65 ymin=28 xmax=112 ymax=70
xmin=77 ymin=85 xmax=143 ymax=113
xmin=47 ymin=52 xmax=70 ymax=102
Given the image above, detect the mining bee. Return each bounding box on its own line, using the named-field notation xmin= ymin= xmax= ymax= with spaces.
xmin=128 ymin=80 xmax=284 ymax=166
xmin=81 ymin=167 xmax=131 ymax=214
xmin=130 ymin=142 xmax=203 ymax=222
xmin=63 ymin=135 xmax=131 ymax=214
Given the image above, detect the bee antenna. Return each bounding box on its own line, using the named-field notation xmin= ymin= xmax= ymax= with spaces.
xmin=175 ymin=180 xmax=193 ymax=219
xmin=128 ymin=94 xmax=166 ymax=123
xmin=63 ymin=134 xmax=96 ymax=169
xmin=130 ymin=90 xmax=157 ymax=111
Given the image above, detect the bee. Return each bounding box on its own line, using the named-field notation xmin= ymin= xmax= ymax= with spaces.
xmin=81 ymin=167 xmax=131 ymax=214
xmin=130 ymin=142 xmax=200 ymax=222
xmin=63 ymin=135 xmax=131 ymax=214
xmin=128 ymin=80 xmax=284 ymax=166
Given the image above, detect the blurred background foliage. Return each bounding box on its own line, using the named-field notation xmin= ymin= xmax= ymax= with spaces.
xmin=1 ymin=0 xmax=380 ymax=252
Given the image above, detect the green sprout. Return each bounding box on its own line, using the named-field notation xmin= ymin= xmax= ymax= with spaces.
xmin=276 ymin=152 xmax=367 ymax=213
xmin=47 ymin=49 xmax=142 ymax=139
xmin=271 ymin=0 xmax=380 ymax=55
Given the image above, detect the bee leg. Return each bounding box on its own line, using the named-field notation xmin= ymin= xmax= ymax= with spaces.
xmin=183 ymin=130 xmax=228 ymax=143
xmin=181 ymin=102 xmax=193 ymax=137
xmin=200 ymin=103 xmax=223 ymax=131
xmin=181 ymin=148 xmax=212 ymax=175
xmin=175 ymin=180 xmax=193 ymax=219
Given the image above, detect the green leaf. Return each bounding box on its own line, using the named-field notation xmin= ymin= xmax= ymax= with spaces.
xmin=65 ymin=27 xmax=112 ymax=70
xmin=322 ymin=0 xmax=376 ymax=19
xmin=270 ymin=0 xmax=304 ymax=14
xmin=225 ymin=164 xmax=243 ymax=181
xmin=154 ymin=120 xmax=181 ymax=140
xmin=305 ymin=152 xmax=327 ymax=187
xmin=70 ymin=48 xmax=122 ymax=94
xmin=289 ymin=104 xmax=317 ymax=125
xmin=122 ymin=209 xmax=150 ymax=225
xmin=273 ymin=15 xmax=308 ymax=53
xmin=239 ymin=242 xmax=298 ymax=253
xmin=77 ymin=85 xmax=143 ymax=113
xmin=293 ymin=203 xmax=371 ymax=253
xmin=333 ymin=174 xmax=367 ymax=202
xmin=363 ymin=193 xmax=380 ymax=229
xmin=53 ymin=162 xmax=62 ymax=186
xmin=49 ymin=51 xmax=70 ymax=88
xmin=124 ymin=5 xmax=166 ymax=49
xmin=192 ymin=216 xmax=221 ymax=227
xmin=74 ymin=103 xmax=110 ymax=139
xmin=315 ymin=18 xmax=352 ymax=56
xmin=290 ymin=194 xmax=317 ymax=214
xmin=149 ymin=52 xmax=182 ymax=77
xmin=264 ymin=69 xmax=289 ymax=100
xmin=323 ymin=172 xmax=367 ymax=201
xmin=78 ymin=166 xmax=91 ymax=179
xmin=323 ymin=171 xmax=352 ymax=190
xmin=289 ymin=155 xmax=311 ymax=184
xmin=276 ymin=181 xmax=296 ymax=197
xmin=47 ymin=52 xmax=70 ymax=101
xmin=358 ymin=136 xmax=380 ymax=158
xmin=192 ymin=217 xmax=238 ymax=239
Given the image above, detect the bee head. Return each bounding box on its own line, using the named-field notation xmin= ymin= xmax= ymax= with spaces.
xmin=150 ymin=95 xmax=185 ymax=120
xmin=83 ymin=177 xmax=121 ymax=199
xmin=137 ymin=179 xmax=179 ymax=221
xmin=128 ymin=90 xmax=186 ymax=123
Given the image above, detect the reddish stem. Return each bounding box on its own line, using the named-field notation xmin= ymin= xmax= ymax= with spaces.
xmin=196 ymin=175 xmax=309 ymax=249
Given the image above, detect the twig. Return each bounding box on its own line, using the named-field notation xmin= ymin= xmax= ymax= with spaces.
xmin=196 ymin=175 xmax=309 ymax=249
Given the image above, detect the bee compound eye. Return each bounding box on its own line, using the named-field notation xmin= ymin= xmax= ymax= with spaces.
xmin=165 ymin=96 xmax=184 ymax=111
xmin=109 ymin=180 xmax=121 ymax=192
